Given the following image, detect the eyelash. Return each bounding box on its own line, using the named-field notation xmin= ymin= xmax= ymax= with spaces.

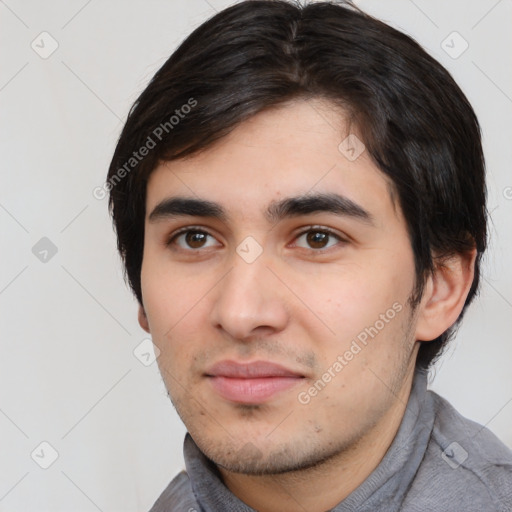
xmin=166 ymin=225 xmax=347 ymax=253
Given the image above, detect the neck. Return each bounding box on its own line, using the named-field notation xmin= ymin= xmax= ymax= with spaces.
xmin=217 ymin=369 xmax=417 ymax=512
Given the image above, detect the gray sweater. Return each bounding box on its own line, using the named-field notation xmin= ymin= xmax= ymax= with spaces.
xmin=149 ymin=371 xmax=512 ymax=511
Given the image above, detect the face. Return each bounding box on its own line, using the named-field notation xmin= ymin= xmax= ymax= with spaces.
xmin=140 ymin=98 xmax=421 ymax=475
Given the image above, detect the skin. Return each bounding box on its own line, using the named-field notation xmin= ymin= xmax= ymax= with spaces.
xmin=138 ymin=98 xmax=476 ymax=512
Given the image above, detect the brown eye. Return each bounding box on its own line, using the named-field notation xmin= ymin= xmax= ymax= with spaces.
xmin=306 ymin=231 xmax=329 ymax=249
xmin=294 ymin=228 xmax=344 ymax=251
xmin=185 ymin=231 xmax=208 ymax=248
xmin=169 ymin=229 xmax=220 ymax=250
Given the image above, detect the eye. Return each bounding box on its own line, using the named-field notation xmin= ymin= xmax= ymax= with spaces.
xmin=167 ymin=226 xmax=346 ymax=253
xmin=168 ymin=228 xmax=220 ymax=250
xmin=293 ymin=227 xmax=345 ymax=251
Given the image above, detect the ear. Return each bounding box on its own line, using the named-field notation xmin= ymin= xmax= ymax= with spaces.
xmin=414 ymin=248 xmax=477 ymax=342
xmin=138 ymin=305 xmax=150 ymax=333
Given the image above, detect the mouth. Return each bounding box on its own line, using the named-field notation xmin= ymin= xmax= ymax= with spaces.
xmin=205 ymin=360 xmax=306 ymax=404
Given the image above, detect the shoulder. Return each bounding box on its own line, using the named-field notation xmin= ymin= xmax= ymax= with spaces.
xmin=405 ymin=388 xmax=512 ymax=511
xmin=148 ymin=470 xmax=199 ymax=512
xmin=430 ymin=389 xmax=512 ymax=461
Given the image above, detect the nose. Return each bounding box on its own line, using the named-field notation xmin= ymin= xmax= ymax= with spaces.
xmin=209 ymin=252 xmax=289 ymax=341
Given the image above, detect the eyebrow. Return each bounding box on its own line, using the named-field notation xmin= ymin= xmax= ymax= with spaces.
xmin=148 ymin=193 xmax=374 ymax=225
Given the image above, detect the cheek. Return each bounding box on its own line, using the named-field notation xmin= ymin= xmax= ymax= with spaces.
xmin=140 ymin=260 xmax=213 ymax=370
xmin=141 ymin=257 xmax=204 ymax=336
xmin=296 ymin=261 xmax=413 ymax=355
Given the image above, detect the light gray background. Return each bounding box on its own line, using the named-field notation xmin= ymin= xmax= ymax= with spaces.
xmin=1 ymin=1 xmax=511 ymax=511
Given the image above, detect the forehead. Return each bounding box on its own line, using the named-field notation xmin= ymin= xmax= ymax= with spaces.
xmin=145 ymin=98 xmax=398 ymax=224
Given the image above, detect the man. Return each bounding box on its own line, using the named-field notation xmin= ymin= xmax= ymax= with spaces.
xmin=107 ymin=1 xmax=512 ymax=510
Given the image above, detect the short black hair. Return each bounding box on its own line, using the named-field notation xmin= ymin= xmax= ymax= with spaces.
xmin=107 ymin=0 xmax=487 ymax=370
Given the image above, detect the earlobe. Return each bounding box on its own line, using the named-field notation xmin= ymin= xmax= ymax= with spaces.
xmin=414 ymin=248 xmax=477 ymax=342
xmin=138 ymin=305 xmax=150 ymax=333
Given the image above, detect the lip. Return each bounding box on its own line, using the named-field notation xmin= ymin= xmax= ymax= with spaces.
xmin=205 ymin=360 xmax=305 ymax=404
xmin=206 ymin=360 xmax=304 ymax=378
